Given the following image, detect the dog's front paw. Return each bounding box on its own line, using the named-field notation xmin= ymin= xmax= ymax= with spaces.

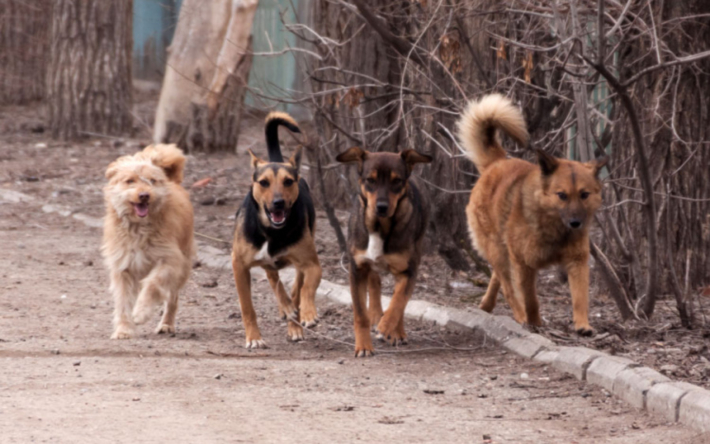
xmin=376 ymin=319 xmax=408 ymax=346
xmin=132 ymin=304 xmax=153 ymax=325
xmin=156 ymin=323 xmax=175 ymax=335
xmin=279 ymin=304 xmax=299 ymax=322
xmin=369 ymin=312 xmax=383 ymax=331
xmin=111 ymin=325 xmax=134 ymax=339
xmin=287 ymin=323 xmax=305 ymax=342
xmin=245 ymin=338 xmax=268 ymax=349
xmin=299 ymin=306 xmax=319 ymax=328
xmin=575 ymin=326 xmax=595 ymax=337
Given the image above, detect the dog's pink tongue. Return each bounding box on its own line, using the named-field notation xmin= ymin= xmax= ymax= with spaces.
xmin=134 ymin=203 xmax=149 ymax=218
xmin=271 ymin=210 xmax=285 ymax=223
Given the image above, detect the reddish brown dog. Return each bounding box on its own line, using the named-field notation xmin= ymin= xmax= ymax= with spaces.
xmin=336 ymin=148 xmax=431 ymax=356
xmin=458 ymin=94 xmax=607 ymax=335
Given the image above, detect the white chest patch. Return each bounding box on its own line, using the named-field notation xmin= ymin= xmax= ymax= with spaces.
xmin=254 ymin=242 xmax=271 ymax=262
xmin=364 ymin=233 xmax=384 ymax=262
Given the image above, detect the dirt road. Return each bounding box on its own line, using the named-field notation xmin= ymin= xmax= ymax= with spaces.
xmin=0 ymin=149 xmax=703 ymax=443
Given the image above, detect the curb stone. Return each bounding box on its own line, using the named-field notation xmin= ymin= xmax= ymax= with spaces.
xmin=586 ymin=355 xmax=637 ymax=392
xmin=679 ymin=389 xmax=710 ymax=433
xmin=647 ymin=382 xmax=703 ymax=423
xmin=501 ymin=336 xmax=548 ymax=359
xmin=3 ymin=189 xmax=710 ymax=436
xmin=612 ymin=366 xmax=670 ymax=409
xmin=552 ymin=346 xmax=606 ymax=380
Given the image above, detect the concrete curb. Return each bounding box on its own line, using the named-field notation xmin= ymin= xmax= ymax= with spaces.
xmin=3 ymin=189 xmax=710 ymax=435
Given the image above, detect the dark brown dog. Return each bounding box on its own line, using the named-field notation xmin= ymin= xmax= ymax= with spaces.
xmin=457 ymin=94 xmax=607 ymax=335
xmin=336 ymin=147 xmax=432 ymax=357
xmin=231 ymin=112 xmax=321 ymax=348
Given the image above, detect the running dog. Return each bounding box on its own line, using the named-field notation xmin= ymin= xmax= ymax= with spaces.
xmin=230 ymin=112 xmax=321 ymax=349
xmin=457 ymin=94 xmax=607 ymax=335
xmin=336 ymin=147 xmax=432 ymax=357
xmin=102 ymin=144 xmax=194 ymax=339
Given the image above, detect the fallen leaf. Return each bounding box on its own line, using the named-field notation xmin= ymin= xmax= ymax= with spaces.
xmin=191 ymin=177 xmax=213 ymax=188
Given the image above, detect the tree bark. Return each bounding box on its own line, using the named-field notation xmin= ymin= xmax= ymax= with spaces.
xmin=0 ymin=1 xmax=50 ymax=105
xmin=47 ymin=0 xmax=133 ymax=140
xmin=153 ymin=0 xmax=258 ymax=153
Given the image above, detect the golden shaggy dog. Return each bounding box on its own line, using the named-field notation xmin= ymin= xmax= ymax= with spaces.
xmin=102 ymin=144 xmax=194 ymax=339
xmin=458 ymin=94 xmax=607 ymax=335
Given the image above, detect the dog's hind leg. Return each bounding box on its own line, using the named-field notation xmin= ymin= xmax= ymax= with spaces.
xmin=367 ymin=270 xmax=383 ymax=330
xmin=291 ymin=269 xmax=304 ymax=309
xmin=133 ymin=263 xmax=176 ymax=326
xmin=511 ymin=261 xmax=541 ymax=327
xmin=265 ymin=268 xmax=303 ymax=342
xmin=298 ymin=262 xmax=322 ymax=328
xmin=156 ymin=262 xmax=189 ymax=334
xmin=110 ymin=271 xmax=138 ymax=339
xmin=288 ymin=270 xmax=305 ymax=341
xmin=232 ymin=260 xmax=266 ymax=349
xmin=155 ymin=291 xmax=179 ymax=335
xmin=350 ymin=262 xmax=374 ymax=357
xmin=497 ymin=267 xmax=528 ymax=325
xmin=479 ymin=272 xmax=501 ymax=313
xmin=376 ymin=272 xmax=415 ymax=346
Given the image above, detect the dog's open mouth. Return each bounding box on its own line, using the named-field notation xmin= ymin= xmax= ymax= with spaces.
xmin=133 ymin=202 xmax=149 ymax=218
xmin=267 ymin=209 xmax=288 ymax=227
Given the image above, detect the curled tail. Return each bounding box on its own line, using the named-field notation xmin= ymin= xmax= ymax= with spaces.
xmin=265 ymin=111 xmax=301 ymax=162
xmin=143 ymin=144 xmax=186 ymax=184
xmin=456 ymin=94 xmax=529 ymax=173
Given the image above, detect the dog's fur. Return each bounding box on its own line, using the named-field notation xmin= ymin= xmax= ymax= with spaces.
xmin=458 ymin=94 xmax=607 ymax=335
xmin=102 ymin=144 xmax=194 ymax=339
xmin=230 ymin=112 xmax=321 ymax=349
xmin=336 ymin=147 xmax=432 ymax=357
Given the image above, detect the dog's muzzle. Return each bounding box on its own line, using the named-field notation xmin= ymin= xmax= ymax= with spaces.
xmin=375 ymin=201 xmax=389 ymax=217
xmin=132 ymin=192 xmax=150 ymax=218
xmin=267 ymin=199 xmax=289 ymax=228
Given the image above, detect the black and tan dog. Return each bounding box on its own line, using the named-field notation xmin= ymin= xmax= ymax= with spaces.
xmin=336 ymin=147 xmax=432 ymax=357
xmin=231 ymin=112 xmax=321 ymax=349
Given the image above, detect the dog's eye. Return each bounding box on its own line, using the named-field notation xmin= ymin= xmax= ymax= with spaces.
xmin=283 ymin=178 xmax=294 ymax=187
xmin=126 ymin=179 xmax=135 ymax=185
xmin=391 ymin=178 xmax=403 ymax=187
xmin=580 ymin=191 xmax=590 ymax=200
xmin=258 ymin=180 xmax=270 ymax=188
xmin=557 ymin=192 xmax=568 ymax=201
xmin=365 ymin=178 xmax=376 ymax=185
xmin=150 ymin=179 xmax=157 ymax=185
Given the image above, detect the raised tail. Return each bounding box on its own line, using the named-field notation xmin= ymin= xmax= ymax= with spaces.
xmin=456 ymin=94 xmax=529 ymax=173
xmin=142 ymin=144 xmax=186 ymax=184
xmin=265 ymin=111 xmax=301 ymax=162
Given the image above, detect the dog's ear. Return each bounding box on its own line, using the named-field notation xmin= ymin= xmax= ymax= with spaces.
xmin=288 ymin=145 xmax=303 ymax=172
xmin=336 ymin=146 xmax=368 ymax=173
xmin=536 ymin=149 xmax=559 ymax=176
xmin=400 ymin=149 xmax=432 ymax=175
xmin=587 ymin=155 xmax=609 ymax=179
xmin=248 ymin=149 xmax=265 ymax=169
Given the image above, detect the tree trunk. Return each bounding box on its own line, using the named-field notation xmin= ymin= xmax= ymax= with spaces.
xmin=47 ymin=0 xmax=133 ymax=140
xmin=0 ymin=1 xmax=51 ymax=105
xmin=153 ymin=0 xmax=258 ymax=153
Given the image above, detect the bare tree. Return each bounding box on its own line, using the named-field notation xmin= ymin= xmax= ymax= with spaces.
xmin=0 ymin=1 xmax=50 ymax=105
xmin=47 ymin=0 xmax=133 ymax=140
xmin=153 ymin=0 xmax=258 ymax=153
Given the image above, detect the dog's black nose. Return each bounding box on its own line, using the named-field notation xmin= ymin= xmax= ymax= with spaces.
xmin=569 ymin=219 xmax=582 ymax=229
xmin=272 ymin=198 xmax=285 ymax=210
xmin=139 ymin=192 xmax=150 ymax=203
xmin=376 ymin=202 xmax=389 ymax=216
